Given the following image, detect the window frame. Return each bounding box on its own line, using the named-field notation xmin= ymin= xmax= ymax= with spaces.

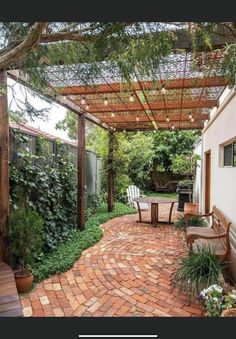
xmin=223 ymin=141 xmax=236 ymax=167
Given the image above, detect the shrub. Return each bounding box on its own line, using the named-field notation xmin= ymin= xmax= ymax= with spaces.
xmin=32 ymin=203 xmax=135 ymax=283
xmin=9 ymin=208 xmax=44 ymax=274
xmin=174 ymin=214 xmax=208 ymax=231
xmin=173 ymin=246 xmax=226 ymax=298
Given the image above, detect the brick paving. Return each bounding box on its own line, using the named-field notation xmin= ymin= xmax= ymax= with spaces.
xmin=20 ymin=204 xmax=204 ymax=317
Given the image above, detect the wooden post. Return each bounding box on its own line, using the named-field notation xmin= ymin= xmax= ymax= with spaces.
xmin=0 ymin=71 xmax=9 ymax=263
xmin=108 ymin=131 xmax=114 ymax=212
xmin=77 ymin=114 xmax=85 ymax=230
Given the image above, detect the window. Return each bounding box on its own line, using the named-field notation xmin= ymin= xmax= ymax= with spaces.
xmin=223 ymin=142 xmax=236 ymax=167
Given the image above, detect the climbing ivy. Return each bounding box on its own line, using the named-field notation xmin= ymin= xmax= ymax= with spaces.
xmin=9 ymin=131 xmax=77 ymax=253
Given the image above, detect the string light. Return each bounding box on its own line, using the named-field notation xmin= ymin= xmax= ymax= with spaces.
xmin=104 ymin=97 xmax=108 ymax=106
xmin=129 ymin=93 xmax=135 ymax=102
xmin=199 ymin=71 xmax=204 ymax=79
xmin=81 ymin=96 xmax=86 ymax=105
xmin=136 ymin=115 xmax=140 ymax=122
xmin=123 ymin=129 xmax=126 ymax=133
xmin=85 ymin=103 xmax=89 ymax=111
xmin=171 ymin=124 xmax=175 ymax=130
xmin=111 ymin=112 xmax=115 ymax=117
xmin=161 ymin=84 xmax=167 ymax=95
xmin=189 ymin=113 xmax=192 ymax=119
xmin=191 ymin=118 xmax=194 ymax=122
xmin=166 ymin=116 xmax=170 ymax=122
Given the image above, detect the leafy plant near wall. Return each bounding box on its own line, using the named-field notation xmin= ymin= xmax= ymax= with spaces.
xmin=9 ymin=133 xmax=77 ymax=253
xmin=172 ymin=246 xmax=227 ymax=298
xmin=173 ymin=214 xmax=208 ymax=232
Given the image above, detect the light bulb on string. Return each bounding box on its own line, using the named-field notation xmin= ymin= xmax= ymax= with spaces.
xmin=191 ymin=118 xmax=194 ymax=122
xmin=111 ymin=112 xmax=115 ymax=117
xmin=129 ymin=93 xmax=135 ymax=102
xmin=123 ymin=129 xmax=126 ymax=133
xmin=104 ymin=97 xmax=108 ymax=106
xmin=189 ymin=113 xmax=192 ymax=119
xmin=166 ymin=116 xmax=170 ymax=122
xmin=85 ymin=103 xmax=89 ymax=111
xmin=136 ymin=115 xmax=140 ymax=122
xmin=81 ymin=97 xmax=86 ymax=105
xmin=171 ymin=124 xmax=175 ymax=130
xmin=161 ymin=84 xmax=167 ymax=95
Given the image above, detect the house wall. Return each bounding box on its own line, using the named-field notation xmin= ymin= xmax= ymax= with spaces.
xmin=193 ymin=139 xmax=202 ymax=207
xmin=201 ymin=89 xmax=236 ymax=279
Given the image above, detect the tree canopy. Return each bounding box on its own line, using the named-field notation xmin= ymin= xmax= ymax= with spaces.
xmin=1 ymin=22 xmax=236 ymax=93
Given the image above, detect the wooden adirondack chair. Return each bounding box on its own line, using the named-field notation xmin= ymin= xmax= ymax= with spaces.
xmin=126 ymin=185 xmax=149 ymax=210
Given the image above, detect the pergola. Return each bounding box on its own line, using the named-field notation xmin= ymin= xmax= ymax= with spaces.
xmin=0 ymin=26 xmax=234 ymax=263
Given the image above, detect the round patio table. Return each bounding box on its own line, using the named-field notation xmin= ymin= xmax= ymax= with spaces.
xmin=133 ymin=197 xmax=177 ymax=225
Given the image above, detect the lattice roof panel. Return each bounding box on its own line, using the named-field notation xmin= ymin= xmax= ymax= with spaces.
xmin=46 ymin=50 xmax=229 ymax=131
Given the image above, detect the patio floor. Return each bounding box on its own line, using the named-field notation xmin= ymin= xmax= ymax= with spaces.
xmin=20 ymin=204 xmax=204 ymax=317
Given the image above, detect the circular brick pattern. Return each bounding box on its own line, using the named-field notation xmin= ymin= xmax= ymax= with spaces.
xmin=20 ymin=206 xmax=204 ymax=317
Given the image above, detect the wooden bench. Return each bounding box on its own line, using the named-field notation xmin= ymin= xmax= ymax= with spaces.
xmin=185 ymin=206 xmax=232 ymax=260
xmin=0 ymin=262 xmax=23 ymax=316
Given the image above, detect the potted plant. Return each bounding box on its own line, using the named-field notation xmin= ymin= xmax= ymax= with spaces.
xmin=9 ymin=207 xmax=44 ymax=293
xmin=199 ymin=285 xmax=236 ymax=317
xmin=171 ymin=153 xmax=201 ymax=212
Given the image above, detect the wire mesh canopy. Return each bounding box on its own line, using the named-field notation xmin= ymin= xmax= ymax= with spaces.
xmin=46 ymin=49 xmax=228 ymax=131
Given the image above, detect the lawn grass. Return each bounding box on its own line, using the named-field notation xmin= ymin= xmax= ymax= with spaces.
xmin=32 ymin=202 xmax=136 ymax=283
xmin=145 ymin=191 xmax=177 ymax=199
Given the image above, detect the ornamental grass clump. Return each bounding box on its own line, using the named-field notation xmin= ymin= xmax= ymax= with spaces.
xmin=173 ymin=246 xmax=226 ymax=298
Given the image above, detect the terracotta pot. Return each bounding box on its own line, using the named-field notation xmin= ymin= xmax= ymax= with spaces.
xmin=14 ymin=269 xmax=33 ymax=294
xmin=221 ymin=308 xmax=236 ymax=317
xmin=184 ymin=202 xmax=199 ymax=214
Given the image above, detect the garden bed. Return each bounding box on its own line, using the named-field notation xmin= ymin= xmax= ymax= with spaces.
xmin=32 ymin=203 xmax=136 ymax=283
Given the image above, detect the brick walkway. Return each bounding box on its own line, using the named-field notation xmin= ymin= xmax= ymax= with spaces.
xmin=20 ymin=205 xmax=204 ymax=317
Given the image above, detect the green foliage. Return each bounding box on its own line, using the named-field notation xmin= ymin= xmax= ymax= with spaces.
xmin=177 ymin=179 xmax=193 ymax=188
xmin=153 ymin=130 xmax=200 ymax=172
xmin=10 ymin=134 xmax=77 ymax=252
xmin=200 ymin=285 xmax=236 ymax=317
xmin=173 ymin=246 xmax=226 ymax=297
xmin=171 ymin=153 xmax=201 ymax=175
xmin=55 ymin=110 xmax=77 ymax=140
xmin=32 ymin=203 xmax=135 ymax=283
xmin=173 ymin=215 xmax=208 ymax=231
xmin=87 ymin=192 xmax=106 ymax=215
xmin=9 ymin=208 xmax=44 ymax=273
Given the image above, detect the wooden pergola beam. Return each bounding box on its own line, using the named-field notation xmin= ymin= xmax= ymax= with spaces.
xmin=0 ymin=71 xmax=9 ymax=263
xmin=56 ymin=77 xmax=228 ymax=96
xmin=108 ymin=131 xmax=114 ymax=212
xmin=79 ymin=100 xmax=217 ymax=113
xmin=7 ymin=70 xmax=111 ymax=131
xmin=103 ymin=113 xmax=209 ymax=124
xmin=77 ymin=114 xmax=86 ymax=230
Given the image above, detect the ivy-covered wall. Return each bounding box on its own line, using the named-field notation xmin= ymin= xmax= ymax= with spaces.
xmin=9 ymin=129 xmax=78 ymax=252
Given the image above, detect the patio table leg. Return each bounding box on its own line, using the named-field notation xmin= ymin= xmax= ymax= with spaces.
xmin=137 ymin=202 xmax=142 ymax=222
xmin=168 ymin=202 xmax=175 ymax=223
xmin=151 ymin=203 xmax=159 ymax=226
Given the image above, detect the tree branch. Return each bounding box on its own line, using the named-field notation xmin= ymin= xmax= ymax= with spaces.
xmin=0 ymin=22 xmax=48 ymax=70
xmin=39 ymin=22 xmax=132 ymax=43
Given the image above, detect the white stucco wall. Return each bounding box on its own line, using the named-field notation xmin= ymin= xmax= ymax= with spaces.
xmin=193 ymin=139 xmax=202 ymax=207
xmin=202 ymin=89 xmax=236 ymax=279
